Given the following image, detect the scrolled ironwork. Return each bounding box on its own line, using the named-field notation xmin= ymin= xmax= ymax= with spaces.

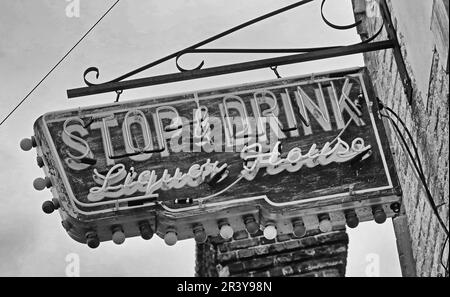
xmin=82 ymin=0 xmax=315 ymax=86
xmin=76 ymin=0 xmax=389 ymax=98
xmin=320 ymin=0 xmax=362 ymax=30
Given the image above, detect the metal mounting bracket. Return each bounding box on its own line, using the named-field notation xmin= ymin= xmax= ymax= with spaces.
xmin=379 ymin=0 xmax=414 ymax=104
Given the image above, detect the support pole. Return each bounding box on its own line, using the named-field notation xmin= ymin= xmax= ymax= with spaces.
xmin=392 ymin=215 xmax=417 ymax=277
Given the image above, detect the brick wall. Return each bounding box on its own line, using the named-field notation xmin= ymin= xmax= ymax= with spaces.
xmin=352 ymin=0 xmax=449 ymax=276
xmin=195 ymin=0 xmax=448 ymax=277
xmin=196 ymin=229 xmax=348 ymax=277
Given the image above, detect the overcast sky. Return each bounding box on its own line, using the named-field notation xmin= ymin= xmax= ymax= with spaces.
xmin=0 ymin=0 xmax=401 ymax=277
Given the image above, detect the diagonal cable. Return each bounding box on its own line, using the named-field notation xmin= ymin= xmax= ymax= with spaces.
xmin=0 ymin=0 xmax=121 ymax=127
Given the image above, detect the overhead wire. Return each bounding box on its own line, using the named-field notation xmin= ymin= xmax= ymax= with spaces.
xmin=378 ymin=99 xmax=449 ymax=275
xmin=0 ymin=0 xmax=121 ymax=127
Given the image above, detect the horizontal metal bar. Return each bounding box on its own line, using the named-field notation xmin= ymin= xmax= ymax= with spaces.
xmin=67 ymin=40 xmax=395 ymax=99
xmin=83 ymin=0 xmax=315 ymax=86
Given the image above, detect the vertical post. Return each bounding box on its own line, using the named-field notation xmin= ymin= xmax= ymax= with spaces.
xmin=379 ymin=0 xmax=414 ymax=104
xmin=392 ymin=215 xmax=417 ymax=277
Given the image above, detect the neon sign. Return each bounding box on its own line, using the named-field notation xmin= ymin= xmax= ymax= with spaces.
xmin=27 ymin=68 xmax=401 ymax=248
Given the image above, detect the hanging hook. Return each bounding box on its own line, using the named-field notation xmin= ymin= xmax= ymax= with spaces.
xmin=115 ymin=90 xmax=123 ymax=102
xmin=270 ymin=66 xmax=282 ymax=79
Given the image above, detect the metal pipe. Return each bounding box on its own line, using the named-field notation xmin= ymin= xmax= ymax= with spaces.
xmin=67 ymin=40 xmax=394 ymax=98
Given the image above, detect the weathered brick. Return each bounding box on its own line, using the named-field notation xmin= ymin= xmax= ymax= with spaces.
xmin=296 ymin=268 xmax=341 ymax=277
xmin=197 ymin=229 xmax=348 ymax=277
xmin=259 ymin=237 xmax=276 ymax=245
xmin=242 ymin=257 xmax=274 ymax=271
xmin=281 ymin=266 xmax=295 ymax=276
xmin=251 ymin=270 xmax=271 ymax=277
xmin=283 ymin=239 xmax=301 ymax=250
xmin=197 ymin=1 xmax=448 ymax=277
xmin=226 ymin=262 xmax=245 ymax=274
xmin=276 ymin=234 xmax=293 ymax=242
xmin=222 ymin=238 xmax=259 ymax=252
xmin=268 ymin=242 xmax=289 ymax=253
xmin=354 ymin=0 xmax=449 ymax=277
xmin=236 ymin=248 xmax=255 ymax=260
xmin=293 ymin=256 xmax=346 ymax=275
xmin=217 ymin=250 xmax=237 ymax=263
xmin=253 ymin=245 xmax=270 ymax=256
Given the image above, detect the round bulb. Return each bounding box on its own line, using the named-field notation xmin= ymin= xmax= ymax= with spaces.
xmin=244 ymin=216 xmax=259 ymax=234
xmin=194 ymin=228 xmax=207 ymax=243
xmin=112 ymin=229 xmax=126 ymax=245
xmin=20 ymin=138 xmax=33 ymax=151
xmin=293 ymin=222 xmax=307 ymax=238
xmin=139 ymin=223 xmax=154 ymax=240
xmin=42 ymin=200 xmax=55 ymax=214
xmin=319 ymin=219 xmax=333 ymax=233
xmin=33 ymin=177 xmax=47 ymax=191
xmin=86 ymin=235 xmax=100 ymax=249
xmin=263 ymin=225 xmax=277 ymax=240
xmin=219 ymin=224 xmax=234 ymax=240
xmin=346 ymin=213 xmax=359 ymax=229
xmin=164 ymin=231 xmax=178 ymax=246
xmin=373 ymin=208 xmax=387 ymax=224
xmin=33 ymin=177 xmax=51 ymax=191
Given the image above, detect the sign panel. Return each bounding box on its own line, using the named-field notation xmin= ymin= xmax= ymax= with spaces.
xmin=32 ymin=68 xmax=400 ymax=246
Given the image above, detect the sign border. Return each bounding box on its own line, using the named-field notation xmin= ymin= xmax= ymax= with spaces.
xmin=38 ymin=67 xmax=394 ymax=217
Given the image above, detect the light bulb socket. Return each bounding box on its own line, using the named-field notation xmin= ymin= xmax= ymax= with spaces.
xmin=318 ymin=214 xmax=331 ymax=221
xmin=139 ymin=222 xmax=154 ymax=240
xmin=193 ymin=224 xmax=208 ymax=243
xmin=292 ymin=219 xmax=307 ymax=238
xmin=51 ymin=198 xmax=60 ymax=209
xmin=345 ymin=210 xmax=359 ymax=229
xmin=244 ymin=215 xmax=260 ymax=235
xmin=217 ymin=220 xmax=229 ymax=228
xmin=390 ymin=202 xmax=401 ymax=214
xmin=85 ymin=231 xmax=100 ymax=249
xmin=372 ymin=206 xmax=387 ymax=224
xmin=36 ymin=156 xmax=44 ymax=168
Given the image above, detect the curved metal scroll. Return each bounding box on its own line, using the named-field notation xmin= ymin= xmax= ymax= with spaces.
xmin=320 ymin=0 xmax=362 ymax=30
xmin=83 ymin=0 xmax=315 ymax=86
xmin=82 ymin=0 xmax=385 ymax=89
